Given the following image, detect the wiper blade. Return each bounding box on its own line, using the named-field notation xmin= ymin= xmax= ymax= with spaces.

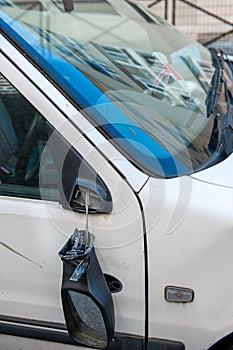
xmin=205 ymin=48 xmax=224 ymax=117
xmin=221 ymin=78 xmax=233 ymax=155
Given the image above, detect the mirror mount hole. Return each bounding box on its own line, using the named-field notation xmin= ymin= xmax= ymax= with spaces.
xmin=104 ymin=274 xmax=123 ymax=294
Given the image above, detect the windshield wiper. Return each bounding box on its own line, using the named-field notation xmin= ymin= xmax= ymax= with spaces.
xmin=206 ymin=49 xmax=233 ymax=156
xmin=205 ymin=48 xmax=224 ymax=118
xmin=221 ymin=78 xmax=233 ymax=155
xmin=212 ymin=51 xmax=233 ymax=156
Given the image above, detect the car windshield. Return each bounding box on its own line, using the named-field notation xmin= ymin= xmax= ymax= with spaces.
xmin=0 ymin=0 xmax=230 ymax=177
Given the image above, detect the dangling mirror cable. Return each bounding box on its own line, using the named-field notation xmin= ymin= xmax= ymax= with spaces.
xmin=58 ymin=188 xmax=95 ymax=281
xmin=85 ymin=189 xmax=90 ymax=246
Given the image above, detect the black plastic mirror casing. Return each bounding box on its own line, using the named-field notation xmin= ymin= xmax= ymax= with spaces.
xmin=61 ymin=248 xmax=115 ymax=349
xmin=46 ymin=123 xmax=112 ymax=213
xmin=69 ymin=178 xmax=112 ymax=213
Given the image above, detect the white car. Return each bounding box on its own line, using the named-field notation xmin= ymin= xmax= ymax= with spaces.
xmin=0 ymin=1 xmax=233 ymax=350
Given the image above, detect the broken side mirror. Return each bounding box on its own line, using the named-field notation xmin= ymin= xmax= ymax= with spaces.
xmin=45 ymin=124 xmax=112 ymax=214
xmin=70 ymin=179 xmax=112 ymax=214
xmin=59 ymin=230 xmax=115 ymax=349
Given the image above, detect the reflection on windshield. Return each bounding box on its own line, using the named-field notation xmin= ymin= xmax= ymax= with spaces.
xmin=1 ymin=0 xmax=224 ymax=177
xmin=26 ymin=21 xmax=211 ymax=113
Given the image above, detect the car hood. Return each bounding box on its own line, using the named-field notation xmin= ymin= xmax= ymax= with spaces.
xmin=191 ymin=153 xmax=233 ymax=188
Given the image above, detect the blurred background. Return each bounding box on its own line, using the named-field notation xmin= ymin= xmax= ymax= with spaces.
xmin=137 ymin=0 xmax=233 ymax=55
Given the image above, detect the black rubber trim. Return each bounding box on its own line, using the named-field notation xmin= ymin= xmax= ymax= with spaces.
xmin=0 ymin=315 xmax=66 ymax=330
xmin=0 ymin=318 xmax=76 ymax=345
xmin=134 ymin=189 xmax=149 ymax=350
xmin=110 ymin=336 xmax=185 ymax=350
xmin=148 ymin=338 xmax=185 ymax=349
xmin=0 ymin=316 xmax=185 ymax=349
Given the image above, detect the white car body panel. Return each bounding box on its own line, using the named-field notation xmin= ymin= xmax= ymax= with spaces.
xmin=139 ymin=170 xmax=233 ymax=349
xmin=191 ymin=153 xmax=233 ymax=188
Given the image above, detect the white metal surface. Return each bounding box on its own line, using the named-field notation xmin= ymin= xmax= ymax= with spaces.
xmin=191 ymin=152 xmax=233 ymax=188
xmin=139 ymin=173 xmax=233 ymax=350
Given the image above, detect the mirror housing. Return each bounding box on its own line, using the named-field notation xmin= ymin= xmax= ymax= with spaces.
xmin=70 ymin=179 xmax=112 ymax=214
xmin=45 ymin=124 xmax=112 ymax=214
xmin=59 ymin=234 xmax=115 ymax=349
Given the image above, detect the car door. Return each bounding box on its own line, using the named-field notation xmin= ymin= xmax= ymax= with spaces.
xmin=0 ymin=34 xmax=148 ymax=346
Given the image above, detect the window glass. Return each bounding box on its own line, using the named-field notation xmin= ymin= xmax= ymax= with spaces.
xmin=0 ymin=73 xmax=60 ymax=200
xmin=1 ymin=1 xmax=230 ymax=177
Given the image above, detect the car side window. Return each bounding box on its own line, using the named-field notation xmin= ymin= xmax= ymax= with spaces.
xmin=0 ymin=73 xmax=60 ymax=201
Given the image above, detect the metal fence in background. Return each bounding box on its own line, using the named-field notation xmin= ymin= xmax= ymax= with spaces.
xmin=138 ymin=0 xmax=233 ymax=54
